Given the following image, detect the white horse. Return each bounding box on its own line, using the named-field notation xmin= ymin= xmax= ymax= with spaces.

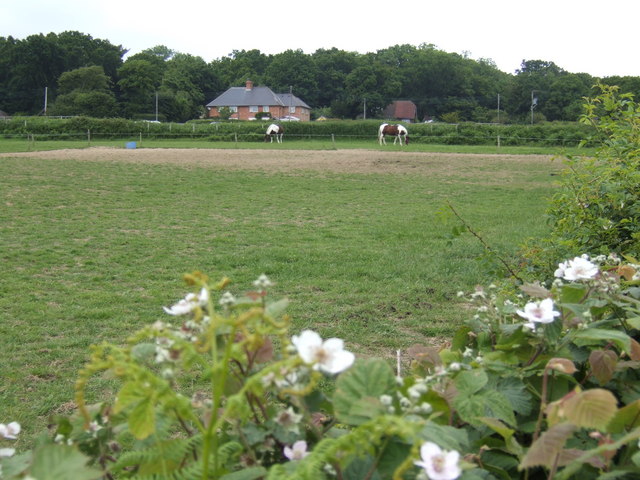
xmin=265 ymin=124 xmax=284 ymax=143
xmin=378 ymin=123 xmax=409 ymax=145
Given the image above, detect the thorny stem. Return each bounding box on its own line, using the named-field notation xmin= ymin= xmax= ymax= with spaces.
xmin=533 ymin=367 xmax=551 ymax=442
xmin=446 ymin=201 xmax=524 ymax=282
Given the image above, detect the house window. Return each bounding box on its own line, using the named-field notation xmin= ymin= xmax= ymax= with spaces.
xmin=289 ymin=106 xmax=296 ymax=114
xmin=249 ymin=106 xmax=258 ymax=113
xmin=262 ymin=106 xmax=269 ymax=112
xmin=229 ymin=106 xmax=238 ymax=113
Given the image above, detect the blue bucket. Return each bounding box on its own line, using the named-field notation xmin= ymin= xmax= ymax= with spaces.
xmin=125 ymin=141 xmax=137 ymax=149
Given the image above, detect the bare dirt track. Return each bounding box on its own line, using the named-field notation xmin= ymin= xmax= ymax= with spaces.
xmin=0 ymin=147 xmax=561 ymax=177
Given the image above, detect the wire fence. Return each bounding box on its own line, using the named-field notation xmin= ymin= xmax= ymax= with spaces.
xmin=1 ymin=130 xmax=589 ymax=149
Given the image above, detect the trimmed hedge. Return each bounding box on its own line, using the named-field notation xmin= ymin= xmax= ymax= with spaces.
xmin=0 ymin=117 xmax=595 ymax=146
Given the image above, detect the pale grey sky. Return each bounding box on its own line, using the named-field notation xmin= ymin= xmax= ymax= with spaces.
xmin=1 ymin=0 xmax=636 ymax=77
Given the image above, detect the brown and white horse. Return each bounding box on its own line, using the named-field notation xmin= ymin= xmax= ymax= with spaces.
xmin=378 ymin=123 xmax=409 ymax=145
xmin=265 ymin=124 xmax=284 ymax=143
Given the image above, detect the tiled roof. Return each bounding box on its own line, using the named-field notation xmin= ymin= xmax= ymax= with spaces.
xmin=384 ymin=100 xmax=417 ymax=120
xmin=206 ymin=86 xmax=310 ymax=109
xmin=206 ymin=86 xmax=283 ymax=107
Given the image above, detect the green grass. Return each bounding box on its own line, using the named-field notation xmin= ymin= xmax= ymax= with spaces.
xmin=0 ymin=145 xmax=564 ymax=447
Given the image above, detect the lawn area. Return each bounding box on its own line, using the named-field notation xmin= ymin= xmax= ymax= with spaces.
xmin=0 ymin=146 xmax=565 ymax=447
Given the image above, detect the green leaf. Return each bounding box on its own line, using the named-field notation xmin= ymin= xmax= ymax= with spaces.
xmin=564 ymin=388 xmax=618 ymax=430
xmin=454 ymin=369 xmax=488 ymax=396
xmin=607 ymin=399 xmax=640 ymax=434
xmin=343 ymin=455 xmax=382 ymax=480
xmin=29 ymin=444 xmax=103 ymax=480
xmin=333 ymin=358 xmax=396 ymax=425
xmin=520 ymin=423 xmax=576 ymax=469
xmin=421 ymin=422 xmax=469 ymax=452
xmin=220 ymin=466 xmax=268 ymax=480
xmin=114 ymin=381 xmax=145 ymax=414
xmin=482 ymin=390 xmax=517 ymax=427
xmin=494 ymin=377 xmax=534 ymax=416
xmin=128 ymin=396 xmax=156 ymax=439
xmin=573 ymin=328 xmax=631 ymax=353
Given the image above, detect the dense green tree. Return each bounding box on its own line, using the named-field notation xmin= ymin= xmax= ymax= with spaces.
xmin=117 ymin=59 xmax=163 ymax=117
xmin=264 ymin=49 xmax=319 ymax=106
xmin=160 ymin=53 xmax=216 ymax=121
xmin=50 ymin=66 xmax=117 ymax=117
xmin=210 ymin=49 xmax=270 ymax=91
xmin=311 ymin=48 xmax=360 ymax=109
xmin=342 ymin=56 xmax=402 ymax=118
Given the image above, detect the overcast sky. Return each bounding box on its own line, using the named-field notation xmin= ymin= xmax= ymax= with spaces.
xmin=1 ymin=0 xmax=636 ymax=78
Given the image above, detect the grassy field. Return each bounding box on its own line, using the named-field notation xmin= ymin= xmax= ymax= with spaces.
xmin=0 ymin=143 xmax=565 ymax=447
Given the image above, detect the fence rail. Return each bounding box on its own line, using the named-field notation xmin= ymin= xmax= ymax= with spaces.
xmin=2 ymin=130 xmax=590 ymax=148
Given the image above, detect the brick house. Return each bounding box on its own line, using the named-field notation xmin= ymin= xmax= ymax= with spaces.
xmin=383 ymin=100 xmax=418 ymax=123
xmin=206 ymin=80 xmax=311 ymax=121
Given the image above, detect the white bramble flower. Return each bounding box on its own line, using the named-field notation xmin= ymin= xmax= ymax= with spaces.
xmin=0 ymin=422 xmax=20 ymax=440
xmin=554 ymin=256 xmax=599 ymax=281
xmin=0 ymin=448 xmax=16 ymax=458
xmin=218 ymin=291 xmax=236 ymax=307
xmin=448 ymin=362 xmax=462 ymax=371
xmin=276 ymin=407 xmax=303 ymax=434
xmin=253 ymin=274 xmax=274 ymax=290
xmin=379 ymin=394 xmax=393 ymax=406
xmin=414 ymin=441 xmax=462 ymax=480
xmin=517 ymin=298 xmax=560 ymax=330
xmin=291 ymin=330 xmax=355 ymax=374
xmin=163 ymin=288 xmax=209 ymax=316
xmin=283 ymin=440 xmax=309 ymax=461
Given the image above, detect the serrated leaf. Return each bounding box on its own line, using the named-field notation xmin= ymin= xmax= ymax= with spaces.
xmin=520 ymin=423 xmax=576 ymax=469
xmin=128 ymin=396 xmax=156 ymax=439
xmin=607 ymin=399 xmax=640 ymax=433
xmin=482 ymin=390 xmax=517 ymax=427
xmin=589 ymin=350 xmax=618 ymax=384
xmin=333 ymin=358 xmax=396 ymax=425
xmin=29 ymin=444 xmax=103 ymax=480
xmin=495 ymin=377 xmax=533 ymax=416
xmin=114 ymin=381 xmax=145 ymax=414
xmin=454 ymin=369 xmax=488 ymax=396
xmin=564 ymin=388 xmax=618 ymax=430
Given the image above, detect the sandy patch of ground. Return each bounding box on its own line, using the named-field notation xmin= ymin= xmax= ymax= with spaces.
xmin=0 ymin=147 xmax=562 ymax=177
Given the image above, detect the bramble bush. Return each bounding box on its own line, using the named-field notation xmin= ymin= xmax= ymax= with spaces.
xmin=3 ymin=258 xmax=640 ymax=479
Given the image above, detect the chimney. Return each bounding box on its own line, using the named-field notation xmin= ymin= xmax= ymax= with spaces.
xmin=245 ymin=80 xmax=253 ymax=90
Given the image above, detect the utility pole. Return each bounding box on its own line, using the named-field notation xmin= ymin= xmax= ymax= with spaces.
xmin=530 ymin=90 xmax=538 ymax=125
xmin=363 ymin=97 xmax=366 ymax=119
xmin=497 ymin=94 xmax=500 ymax=123
xmin=155 ymin=91 xmax=158 ymax=122
xmin=44 ymin=87 xmax=48 ymax=115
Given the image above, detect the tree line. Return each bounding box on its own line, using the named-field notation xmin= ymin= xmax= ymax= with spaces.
xmin=1 ymin=31 xmax=639 ymax=123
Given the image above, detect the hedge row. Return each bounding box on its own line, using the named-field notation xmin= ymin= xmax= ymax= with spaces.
xmin=0 ymin=117 xmax=596 ymax=147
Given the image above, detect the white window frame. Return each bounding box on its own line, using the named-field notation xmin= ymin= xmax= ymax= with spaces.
xmin=262 ymin=106 xmax=270 ymax=112
xmin=229 ymin=106 xmax=238 ymax=113
xmin=249 ymin=106 xmax=258 ymax=113
xmin=289 ymin=106 xmax=296 ymax=114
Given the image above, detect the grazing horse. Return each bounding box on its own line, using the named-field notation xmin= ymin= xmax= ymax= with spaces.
xmin=265 ymin=124 xmax=284 ymax=143
xmin=378 ymin=123 xmax=409 ymax=145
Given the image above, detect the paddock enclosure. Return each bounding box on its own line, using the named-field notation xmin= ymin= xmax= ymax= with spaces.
xmin=0 ymin=147 xmax=559 ymax=178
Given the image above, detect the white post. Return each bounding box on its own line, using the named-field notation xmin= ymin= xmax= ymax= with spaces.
xmin=44 ymin=87 xmax=48 ymax=115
